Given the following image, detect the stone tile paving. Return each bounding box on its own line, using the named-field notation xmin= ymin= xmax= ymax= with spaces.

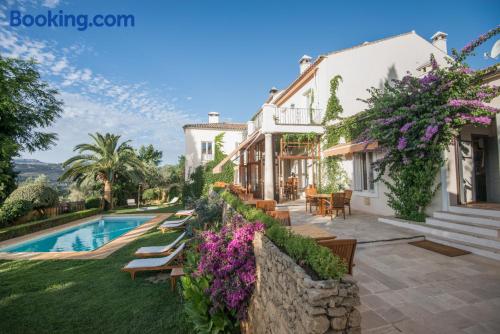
xmin=278 ymin=200 xmax=500 ymax=334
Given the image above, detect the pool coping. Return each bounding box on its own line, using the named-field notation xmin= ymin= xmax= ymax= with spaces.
xmin=0 ymin=213 xmax=172 ymax=260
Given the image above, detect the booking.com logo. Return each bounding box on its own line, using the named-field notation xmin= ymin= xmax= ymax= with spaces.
xmin=10 ymin=10 xmax=135 ymax=31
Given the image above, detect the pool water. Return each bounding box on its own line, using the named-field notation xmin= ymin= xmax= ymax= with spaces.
xmin=1 ymin=216 xmax=154 ymax=253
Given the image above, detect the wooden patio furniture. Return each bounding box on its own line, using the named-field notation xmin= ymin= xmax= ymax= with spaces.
xmin=343 ymin=189 xmax=353 ymax=215
xmin=135 ymin=232 xmax=186 ymax=257
xmin=324 ymin=193 xmax=346 ymax=219
xmin=256 ymin=200 xmax=276 ymax=213
xmin=317 ymin=238 xmax=357 ymax=275
xmin=239 ymin=192 xmax=254 ymax=201
xmin=305 ymin=185 xmax=318 ymax=213
xmin=268 ymin=210 xmax=291 ymax=226
xmin=122 ymin=243 xmax=186 ymax=280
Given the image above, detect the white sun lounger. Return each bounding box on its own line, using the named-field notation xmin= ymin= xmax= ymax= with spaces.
xmin=166 ymin=197 xmax=179 ymax=206
xmin=175 ymin=209 xmax=195 ymax=217
xmin=122 ymin=242 xmax=186 ymax=280
xmin=134 ymin=232 xmax=186 ymax=257
xmin=158 ymin=215 xmax=192 ymax=233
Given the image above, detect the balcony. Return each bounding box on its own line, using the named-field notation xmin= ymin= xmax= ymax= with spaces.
xmin=273 ymin=107 xmax=323 ymax=125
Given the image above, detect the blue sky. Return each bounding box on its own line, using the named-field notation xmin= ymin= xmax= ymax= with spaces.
xmin=0 ymin=0 xmax=499 ymax=164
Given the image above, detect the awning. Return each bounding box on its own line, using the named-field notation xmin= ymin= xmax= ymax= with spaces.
xmin=323 ymin=141 xmax=378 ymax=157
xmin=212 ymin=131 xmax=261 ymax=174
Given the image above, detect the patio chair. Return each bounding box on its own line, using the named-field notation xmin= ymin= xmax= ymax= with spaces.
xmin=126 ymin=199 xmax=136 ymax=207
xmin=268 ymin=210 xmax=291 ymax=226
xmin=122 ymin=242 xmax=186 ymax=280
xmin=324 ymin=193 xmax=346 ymax=220
xmin=317 ymin=238 xmax=357 ymax=275
xmin=134 ymin=232 xmax=186 ymax=257
xmin=305 ymin=185 xmax=318 ymax=213
xmin=343 ymin=190 xmax=353 ymax=215
xmin=256 ymin=200 xmax=276 ymax=213
xmin=240 ymin=192 xmax=254 ymax=201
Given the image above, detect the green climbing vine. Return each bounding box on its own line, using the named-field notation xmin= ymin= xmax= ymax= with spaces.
xmin=282 ymin=132 xmax=318 ymax=143
xmin=320 ymin=74 xmax=352 ymax=192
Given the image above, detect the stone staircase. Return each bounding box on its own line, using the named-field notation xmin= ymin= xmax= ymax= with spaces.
xmin=378 ymin=206 xmax=500 ymax=261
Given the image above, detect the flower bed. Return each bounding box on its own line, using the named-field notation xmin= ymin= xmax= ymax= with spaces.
xmin=221 ymin=190 xmax=347 ymax=280
xmin=182 ymin=190 xmax=349 ymax=333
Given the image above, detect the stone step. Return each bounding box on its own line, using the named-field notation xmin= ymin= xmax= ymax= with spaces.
xmin=378 ymin=217 xmax=500 ymax=250
xmin=448 ymin=205 xmax=500 ymax=219
xmin=433 ymin=211 xmax=500 ymax=228
xmin=426 ymin=235 xmax=500 ymax=262
xmin=426 ymin=217 xmax=500 ymax=238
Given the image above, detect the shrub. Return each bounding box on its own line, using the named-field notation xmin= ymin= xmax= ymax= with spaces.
xmin=142 ymin=188 xmax=159 ymax=201
xmin=85 ymin=197 xmax=101 ymax=209
xmin=5 ymin=183 xmax=59 ymax=210
xmin=0 ymin=200 xmax=33 ymax=227
xmin=221 ymin=190 xmax=347 ymax=280
xmin=183 ymin=214 xmax=263 ymax=333
xmin=0 ymin=208 xmax=100 ymax=241
xmin=193 ymin=192 xmax=223 ymax=229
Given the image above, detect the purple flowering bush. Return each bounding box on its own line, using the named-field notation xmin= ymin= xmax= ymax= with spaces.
xmin=182 ymin=213 xmax=264 ymax=333
xmin=361 ymin=26 xmax=500 ymax=221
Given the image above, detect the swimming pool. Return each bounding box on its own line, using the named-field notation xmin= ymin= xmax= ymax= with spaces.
xmin=0 ymin=216 xmax=154 ymax=253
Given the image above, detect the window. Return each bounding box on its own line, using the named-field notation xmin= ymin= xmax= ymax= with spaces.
xmin=201 ymin=141 xmax=213 ymax=161
xmin=353 ymin=152 xmax=375 ymax=192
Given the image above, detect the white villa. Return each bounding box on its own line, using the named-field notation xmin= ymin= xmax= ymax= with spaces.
xmin=183 ymin=112 xmax=246 ymax=179
xmin=187 ymin=30 xmax=500 ymax=260
xmin=213 ymin=30 xmax=452 ymax=208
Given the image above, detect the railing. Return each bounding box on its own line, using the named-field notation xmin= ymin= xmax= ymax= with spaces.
xmin=273 ymin=107 xmax=323 ymax=125
xmin=44 ymin=201 xmax=86 ymax=217
xmin=254 ymin=111 xmax=263 ymax=130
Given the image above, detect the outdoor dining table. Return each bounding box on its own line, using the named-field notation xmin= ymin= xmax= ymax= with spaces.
xmin=289 ymin=225 xmax=337 ymax=241
xmin=310 ymin=193 xmax=344 ymax=216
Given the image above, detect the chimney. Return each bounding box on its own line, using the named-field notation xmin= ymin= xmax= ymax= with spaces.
xmin=431 ymin=31 xmax=448 ymax=54
xmin=299 ymin=55 xmax=312 ymax=74
xmin=269 ymin=86 xmax=278 ymax=97
xmin=208 ymin=112 xmax=220 ymax=124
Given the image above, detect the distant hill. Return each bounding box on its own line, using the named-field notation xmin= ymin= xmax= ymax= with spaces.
xmin=13 ymin=159 xmax=69 ymax=191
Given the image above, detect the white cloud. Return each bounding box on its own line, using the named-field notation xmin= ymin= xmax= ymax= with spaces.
xmin=1 ymin=28 xmax=197 ymax=164
xmin=42 ymin=0 xmax=60 ymax=8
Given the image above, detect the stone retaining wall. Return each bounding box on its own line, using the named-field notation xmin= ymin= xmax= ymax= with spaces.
xmin=220 ymin=197 xmax=361 ymax=333
xmin=245 ymin=233 xmax=361 ymax=334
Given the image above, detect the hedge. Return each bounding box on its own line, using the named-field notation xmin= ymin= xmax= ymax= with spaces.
xmin=220 ymin=191 xmax=347 ymax=280
xmin=0 ymin=208 xmax=101 ymax=242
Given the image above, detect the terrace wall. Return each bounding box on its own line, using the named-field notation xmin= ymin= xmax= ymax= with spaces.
xmin=245 ymin=233 xmax=361 ymax=334
xmin=222 ymin=203 xmax=361 ymax=334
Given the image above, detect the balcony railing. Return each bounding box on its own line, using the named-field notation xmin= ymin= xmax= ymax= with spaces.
xmin=254 ymin=111 xmax=263 ymax=130
xmin=273 ymin=107 xmax=323 ymax=125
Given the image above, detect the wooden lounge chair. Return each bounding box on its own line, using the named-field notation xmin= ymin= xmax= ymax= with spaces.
xmin=343 ymin=190 xmax=353 ymax=215
xmin=268 ymin=210 xmax=291 ymax=226
xmin=175 ymin=209 xmax=195 ymax=217
xmin=122 ymin=242 xmax=186 ymax=280
xmin=256 ymin=200 xmax=276 ymax=213
xmin=134 ymin=232 xmax=186 ymax=257
xmin=317 ymin=238 xmax=357 ymax=275
xmin=158 ymin=216 xmax=191 ymax=233
xmin=166 ymin=196 xmax=179 ymax=206
xmin=324 ymin=193 xmax=346 ymax=220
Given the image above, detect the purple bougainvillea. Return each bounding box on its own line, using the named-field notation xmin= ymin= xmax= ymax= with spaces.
xmin=197 ymin=214 xmax=264 ymax=320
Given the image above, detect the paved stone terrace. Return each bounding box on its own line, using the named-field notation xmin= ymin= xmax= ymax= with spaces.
xmin=278 ymin=200 xmax=500 ymax=333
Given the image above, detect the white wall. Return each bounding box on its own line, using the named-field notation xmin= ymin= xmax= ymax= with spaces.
xmin=184 ymin=128 xmax=246 ymax=178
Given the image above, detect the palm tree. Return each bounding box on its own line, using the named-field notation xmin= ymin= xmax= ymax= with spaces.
xmin=60 ymin=133 xmax=144 ymax=210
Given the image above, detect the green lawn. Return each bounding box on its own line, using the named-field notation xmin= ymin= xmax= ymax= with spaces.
xmin=0 ymin=214 xmax=193 ymax=334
